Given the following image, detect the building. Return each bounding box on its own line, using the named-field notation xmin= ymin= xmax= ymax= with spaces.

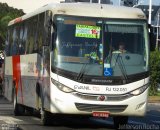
xmin=122 ymin=0 xmax=139 ymax=7
xmin=137 ymin=5 xmax=159 ymax=24
xmin=137 ymin=5 xmax=160 ymax=50
xmin=153 ymin=8 xmax=160 ymax=49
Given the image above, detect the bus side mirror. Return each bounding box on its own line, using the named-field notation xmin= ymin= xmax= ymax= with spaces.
xmin=150 ymin=33 xmax=156 ymax=51
xmin=44 ymin=11 xmax=53 ymax=46
xmin=52 ymin=23 xmax=57 ymax=50
xmin=148 ymin=24 xmax=156 ymax=51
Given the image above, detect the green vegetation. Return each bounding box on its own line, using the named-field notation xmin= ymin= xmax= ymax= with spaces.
xmin=0 ymin=2 xmax=24 ymax=50
xmin=149 ymin=50 xmax=160 ymax=96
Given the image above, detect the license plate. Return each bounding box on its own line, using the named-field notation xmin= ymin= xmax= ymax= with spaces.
xmin=92 ymin=111 xmax=109 ymax=118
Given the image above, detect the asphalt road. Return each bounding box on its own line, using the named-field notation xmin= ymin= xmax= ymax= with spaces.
xmin=0 ymin=95 xmax=160 ymax=130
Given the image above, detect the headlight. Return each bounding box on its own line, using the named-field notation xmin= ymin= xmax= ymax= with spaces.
xmin=51 ymin=78 xmax=75 ymax=93
xmin=130 ymin=84 xmax=149 ymax=96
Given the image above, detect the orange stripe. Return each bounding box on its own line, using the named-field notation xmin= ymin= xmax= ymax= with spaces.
xmin=12 ymin=55 xmax=23 ymax=103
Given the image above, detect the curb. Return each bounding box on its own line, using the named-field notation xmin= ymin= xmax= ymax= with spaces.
xmin=148 ymin=101 xmax=160 ymax=103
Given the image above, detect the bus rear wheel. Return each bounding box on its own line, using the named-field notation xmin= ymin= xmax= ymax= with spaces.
xmin=113 ymin=116 xmax=128 ymax=129
xmin=13 ymin=88 xmax=25 ymax=116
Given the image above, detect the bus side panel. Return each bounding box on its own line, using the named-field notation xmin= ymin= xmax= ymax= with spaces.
xmin=20 ymin=53 xmax=50 ymax=111
xmin=12 ymin=55 xmax=24 ymax=104
xmin=20 ymin=54 xmax=39 ymax=109
xmin=4 ymin=57 xmax=13 ymax=102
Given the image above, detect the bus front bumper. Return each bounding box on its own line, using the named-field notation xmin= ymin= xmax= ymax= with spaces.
xmin=50 ymin=87 xmax=149 ymax=117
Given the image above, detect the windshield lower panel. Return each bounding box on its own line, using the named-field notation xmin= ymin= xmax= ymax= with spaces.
xmin=52 ymin=15 xmax=149 ymax=79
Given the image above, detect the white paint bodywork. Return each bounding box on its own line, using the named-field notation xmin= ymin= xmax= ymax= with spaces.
xmin=5 ymin=3 xmax=149 ymax=117
xmin=50 ymin=72 xmax=149 ymax=116
xmin=8 ymin=3 xmax=146 ymax=26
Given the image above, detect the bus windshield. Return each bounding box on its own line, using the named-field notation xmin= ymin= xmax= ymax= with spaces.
xmin=52 ymin=15 xmax=149 ymax=78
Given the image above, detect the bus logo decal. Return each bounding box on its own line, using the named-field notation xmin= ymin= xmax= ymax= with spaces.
xmin=97 ymin=95 xmax=106 ymax=101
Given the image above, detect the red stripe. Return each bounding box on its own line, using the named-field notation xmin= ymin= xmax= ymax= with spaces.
xmin=12 ymin=55 xmax=23 ymax=103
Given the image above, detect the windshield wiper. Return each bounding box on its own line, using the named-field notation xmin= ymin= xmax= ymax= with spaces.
xmin=76 ymin=63 xmax=88 ymax=81
xmin=76 ymin=45 xmax=99 ymax=81
xmin=114 ymin=54 xmax=128 ymax=82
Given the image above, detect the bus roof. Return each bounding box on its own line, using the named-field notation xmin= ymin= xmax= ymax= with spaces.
xmin=8 ymin=3 xmax=146 ymax=26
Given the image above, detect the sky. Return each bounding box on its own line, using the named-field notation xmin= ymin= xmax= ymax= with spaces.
xmin=0 ymin=0 xmax=159 ymax=13
xmin=0 ymin=0 xmax=61 ymax=13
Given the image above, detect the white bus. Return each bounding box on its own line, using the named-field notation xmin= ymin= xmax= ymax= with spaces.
xmin=4 ymin=2 xmax=150 ymax=127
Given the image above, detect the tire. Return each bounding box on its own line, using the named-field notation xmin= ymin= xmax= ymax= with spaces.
xmin=113 ymin=116 xmax=128 ymax=129
xmin=13 ymin=88 xmax=25 ymax=116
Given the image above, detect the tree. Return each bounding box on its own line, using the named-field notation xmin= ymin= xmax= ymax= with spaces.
xmin=0 ymin=15 xmax=12 ymax=40
xmin=0 ymin=2 xmax=24 ymax=51
xmin=149 ymin=50 xmax=160 ymax=95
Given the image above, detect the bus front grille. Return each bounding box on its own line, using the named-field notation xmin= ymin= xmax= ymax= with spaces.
xmin=75 ymin=103 xmax=128 ymax=113
xmin=73 ymin=93 xmax=132 ymax=101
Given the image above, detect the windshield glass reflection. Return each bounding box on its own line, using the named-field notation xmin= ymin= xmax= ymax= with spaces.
xmin=52 ymin=16 xmax=149 ymax=78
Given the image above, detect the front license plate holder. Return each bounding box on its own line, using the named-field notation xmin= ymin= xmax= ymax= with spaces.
xmin=92 ymin=111 xmax=110 ymax=118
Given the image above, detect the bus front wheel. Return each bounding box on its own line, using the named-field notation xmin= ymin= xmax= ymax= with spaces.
xmin=113 ymin=116 xmax=128 ymax=129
